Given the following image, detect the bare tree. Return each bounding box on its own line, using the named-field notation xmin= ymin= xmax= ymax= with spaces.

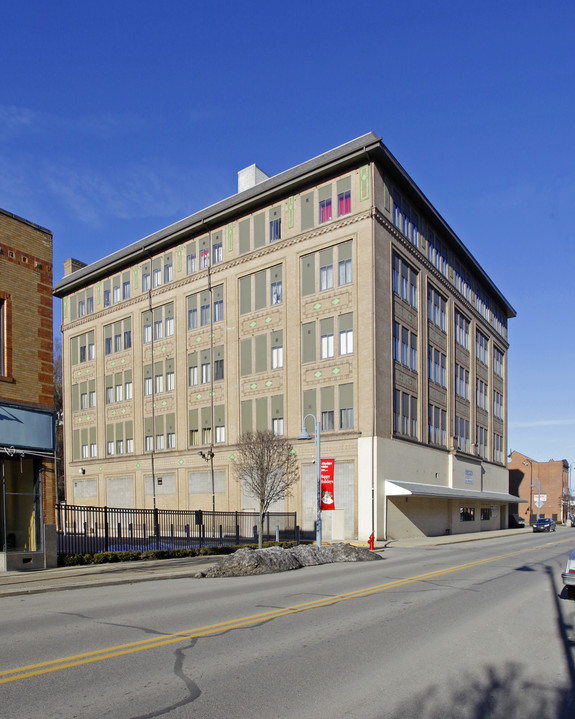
xmin=234 ymin=431 xmax=299 ymax=548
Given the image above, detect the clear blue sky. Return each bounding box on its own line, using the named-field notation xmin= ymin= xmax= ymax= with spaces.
xmin=1 ymin=0 xmax=574 ymax=468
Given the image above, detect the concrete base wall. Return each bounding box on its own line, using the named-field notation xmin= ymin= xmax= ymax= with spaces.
xmin=0 ymin=551 xmax=45 ymax=572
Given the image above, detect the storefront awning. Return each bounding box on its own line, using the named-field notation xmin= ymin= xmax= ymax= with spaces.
xmin=385 ymin=480 xmax=526 ymax=504
xmin=0 ymin=402 xmax=54 ymax=453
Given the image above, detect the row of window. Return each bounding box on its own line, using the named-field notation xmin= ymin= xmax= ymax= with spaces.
xmin=393 ymin=390 xmax=418 ymax=438
xmin=302 ymin=314 xmax=354 ymax=364
xmin=393 ymin=322 xmax=417 ymax=371
xmin=301 ymin=242 xmax=353 ymax=297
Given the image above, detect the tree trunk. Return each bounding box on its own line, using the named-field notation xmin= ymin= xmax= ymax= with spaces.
xmin=258 ymin=503 xmax=264 ymax=549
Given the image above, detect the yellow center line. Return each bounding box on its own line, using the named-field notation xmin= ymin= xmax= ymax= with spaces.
xmin=1 ymin=537 xmax=570 ymax=684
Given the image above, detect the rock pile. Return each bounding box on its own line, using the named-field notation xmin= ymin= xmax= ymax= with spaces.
xmin=204 ymin=543 xmax=381 ymax=578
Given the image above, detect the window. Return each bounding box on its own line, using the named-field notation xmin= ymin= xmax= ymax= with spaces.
xmin=201 ymin=361 xmax=211 ymax=384
xmin=493 ymin=347 xmax=504 ymax=377
xmin=143 ymin=322 xmax=152 ymax=344
xmin=428 ymin=346 xmax=446 ymax=387
xmin=124 ymin=330 xmax=132 ymax=349
xmin=155 ymin=371 xmax=164 ymax=395
xmin=455 ymin=415 xmax=470 ymax=453
xmin=338 ymin=189 xmax=351 ymax=216
xmin=214 ymin=358 xmax=224 ymax=381
xmin=155 ymin=434 xmax=165 ymax=451
xmin=215 ymin=425 xmax=225 ymax=444
xmin=105 ymin=337 xmax=112 ymax=356
xmin=481 ymin=508 xmax=491 ymax=521
xmin=142 ymin=270 xmax=150 ymax=292
xmin=115 ymin=383 xmax=123 ymax=402
xmin=145 ymin=435 xmax=154 ymax=452
xmin=476 ymin=426 xmax=488 ymax=458
xmin=321 ymin=332 xmax=334 ymax=359
xmin=272 ymin=417 xmax=284 ymax=436
xmin=427 ymin=287 xmax=446 ymax=330
xmin=410 ymin=333 xmax=417 ymax=371
xmin=393 ymin=391 xmax=417 ymax=438
xmin=271 ymin=345 xmax=283 ymax=369
xmin=494 ymin=390 xmax=503 ymax=419
xmin=164 ymin=260 xmax=173 ymax=284
xmin=106 ymin=385 xmax=113 ymax=404
xmin=340 ymin=407 xmax=354 ymax=430
xmin=89 ymin=390 xmax=96 ymax=407
xmin=144 ymin=377 xmax=152 ymax=396
xmin=321 ymin=410 xmax=335 ymax=431
xmin=339 ymin=384 xmax=354 ymax=430
xmin=455 ymin=364 xmax=469 ymax=400
xmin=107 ymin=440 xmax=115 ymax=456
xmin=78 ymin=299 xmax=85 ymax=317
xmin=167 ymin=432 xmax=176 ymax=449
xmin=340 ymin=328 xmax=353 ymax=355
xmin=393 ymin=322 xmax=400 ymax=362
xmin=460 ymin=507 xmax=475 ymax=522
xmin=212 ymin=240 xmax=222 ymax=265
xmin=213 ymin=299 xmax=224 ymax=322
xmin=126 ymin=438 xmax=134 ymax=454
xmin=271 ymin=280 xmax=282 ymax=305
xmin=81 ymin=443 xmax=89 ymax=459
xmin=188 ymin=365 xmax=198 ymax=386
xmin=166 ymin=370 xmax=175 ymax=392
xmin=319 ymin=197 xmax=332 ymax=223
xmin=113 ymin=285 xmax=121 ymax=303
xmin=114 ymin=332 xmax=122 ymax=353
xmin=200 ymin=301 xmax=210 ymax=327
xmin=123 ymin=281 xmax=130 ymax=300
xmin=402 ymin=328 xmax=409 ymax=366
xmin=153 ymin=267 xmax=162 ymax=288
xmin=428 ymin=404 xmax=446 ymax=446
xmin=270 ymin=218 xmax=281 ymax=242
xmin=188 ymin=307 xmax=198 ymax=330
xmin=86 ymin=296 xmax=94 ymax=314
xmin=116 ymin=439 xmax=124 ymax=455
xmin=200 ymin=248 xmax=209 ymax=269
xmin=124 ymin=380 xmax=132 ymax=401
xmin=338 ymin=258 xmax=352 ymax=286
xmin=103 ymin=289 xmax=111 ymax=307
xmin=476 ymin=379 xmax=488 ymax=410
xmin=187 ymin=251 xmax=196 ymax=274
xmin=320 ymin=263 xmax=334 ymax=291
xmin=154 ymin=319 xmax=163 ymax=341
xmin=455 ymin=311 xmax=469 ymax=349
xmin=493 ymin=433 xmax=503 ymax=463
xmin=476 ymin=331 xmax=489 ymax=365
xmin=90 ymin=443 xmax=97 ymax=458
xmin=392 ymin=254 xmax=417 ymax=308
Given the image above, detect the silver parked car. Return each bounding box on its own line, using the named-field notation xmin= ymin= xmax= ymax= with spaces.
xmin=562 ymin=549 xmax=575 ymax=598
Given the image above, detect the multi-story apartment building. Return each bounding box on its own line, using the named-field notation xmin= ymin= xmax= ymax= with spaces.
xmin=54 ymin=133 xmax=516 ymax=541
xmin=508 ymin=451 xmax=569 ymax=524
xmin=1 ymin=208 xmax=56 ymax=571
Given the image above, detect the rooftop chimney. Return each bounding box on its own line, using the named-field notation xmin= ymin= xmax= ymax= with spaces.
xmin=64 ymin=258 xmax=87 ymax=276
xmin=237 ymin=164 xmax=270 ymax=193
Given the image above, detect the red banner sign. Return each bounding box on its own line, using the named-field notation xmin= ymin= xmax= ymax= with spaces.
xmin=320 ymin=459 xmax=335 ymax=510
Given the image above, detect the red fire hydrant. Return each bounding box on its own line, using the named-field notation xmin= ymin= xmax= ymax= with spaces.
xmin=368 ymin=532 xmax=375 ymax=551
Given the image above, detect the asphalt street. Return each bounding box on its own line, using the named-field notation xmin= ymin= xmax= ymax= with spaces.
xmin=1 ymin=528 xmax=574 ymax=718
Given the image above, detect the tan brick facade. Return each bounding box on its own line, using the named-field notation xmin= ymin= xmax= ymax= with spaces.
xmin=55 ymin=134 xmax=515 ymax=541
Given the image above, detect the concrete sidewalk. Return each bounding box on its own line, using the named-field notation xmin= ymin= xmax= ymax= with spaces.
xmin=0 ymin=527 xmax=547 ymax=598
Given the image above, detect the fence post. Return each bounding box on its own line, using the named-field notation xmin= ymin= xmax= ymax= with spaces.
xmin=104 ymin=507 xmax=109 ymax=553
xmin=154 ymin=507 xmax=160 ymax=549
xmin=235 ymin=511 xmax=239 ymax=545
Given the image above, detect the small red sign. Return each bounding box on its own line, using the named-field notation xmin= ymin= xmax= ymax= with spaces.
xmin=320 ymin=459 xmax=335 ymax=510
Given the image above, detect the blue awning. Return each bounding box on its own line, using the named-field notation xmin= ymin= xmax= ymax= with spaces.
xmin=0 ymin=403 xmax=54 ymax=452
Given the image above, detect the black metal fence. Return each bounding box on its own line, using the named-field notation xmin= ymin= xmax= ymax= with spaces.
xmin=56 ymin=504 xmax=299 ymax=556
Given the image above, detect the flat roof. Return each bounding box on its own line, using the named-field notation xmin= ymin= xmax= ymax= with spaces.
xmin=385 ymin=480 xmax=526 ymax=504
xmin=53 ymin=132 xmax=515 ymax=317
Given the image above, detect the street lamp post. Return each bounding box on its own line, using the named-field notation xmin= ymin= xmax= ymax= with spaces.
xmin=298 ymin=414 xmax=322 ymax=548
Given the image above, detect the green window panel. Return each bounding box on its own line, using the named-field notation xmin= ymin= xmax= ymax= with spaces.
xmin=339 ymin=312 xmax=353 ymax=331
xmin=271 ymin=329 xmax=283 ymax=348
xmin=338 ymin=240 xmax=352 ymax=262
xmin=73 ymin=430 xmax=80 ymax=460
xmin=271 ymin=394 xmax=283 ymax=419
xmin=321 ymin=385 xmax=335 ymax=412
xmin=302 ymin=322 xmax=316 ymax=363
xmin=239 ymin=276 xmax=251 ymax=315
xmin=255 ymin=334 xmax=267 ymax=373
xmin=256 ymin=397 xmax=268 ymax=431
xmin=319 ymin=183 xmax=332 ymax=202
xmin=301 ymin=254 xmax=315 ymax=296
xmin=240 ymin=338 xmax=252 ymax=376
xmin=337 ymin=176 xmax=351 ymax=195
xmin=70 ymin=337 xmax=78 ymax=366
xmin=303 ymin=389 xmax=317 ymax=434
xmin=254 ymin=270 xmax=266 ymax=310
xmin=201 ymin=406 xmax=212 ymax=429
xmin=301 ymin=191 xmax=314 ymax=230
xmin=241 ymin=400 xmax=253 ymax=435
xmin=188 ymin=409 xmax=199 ymax=431
xmin=214 ymin=405 xmax=225 ymax=428
xmin=254 ymin=212 xmax=265 ymax=249
xmin=72 ymin=384 xmax=79 ymax=411
xmin=239 ymin=219 xmax=251 ymax=254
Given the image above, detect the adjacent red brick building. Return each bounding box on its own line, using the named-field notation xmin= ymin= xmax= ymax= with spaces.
xmin=508 ymin=450 xmax=569 ymax=524
xmin=0 ymin=208 xmax=56 ymax=570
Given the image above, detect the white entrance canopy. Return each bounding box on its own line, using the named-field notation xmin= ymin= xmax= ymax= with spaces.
xmin=385 ymin=480 xmax=526 ymax=504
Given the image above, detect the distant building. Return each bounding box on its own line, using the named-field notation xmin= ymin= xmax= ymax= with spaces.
xmin=0 ymin=209 xmax=56 ymax=571
xmin=508 ymin=451 xmax=569 ymax=523
xmin=54 ymin=132 xmax=517 ymax=541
